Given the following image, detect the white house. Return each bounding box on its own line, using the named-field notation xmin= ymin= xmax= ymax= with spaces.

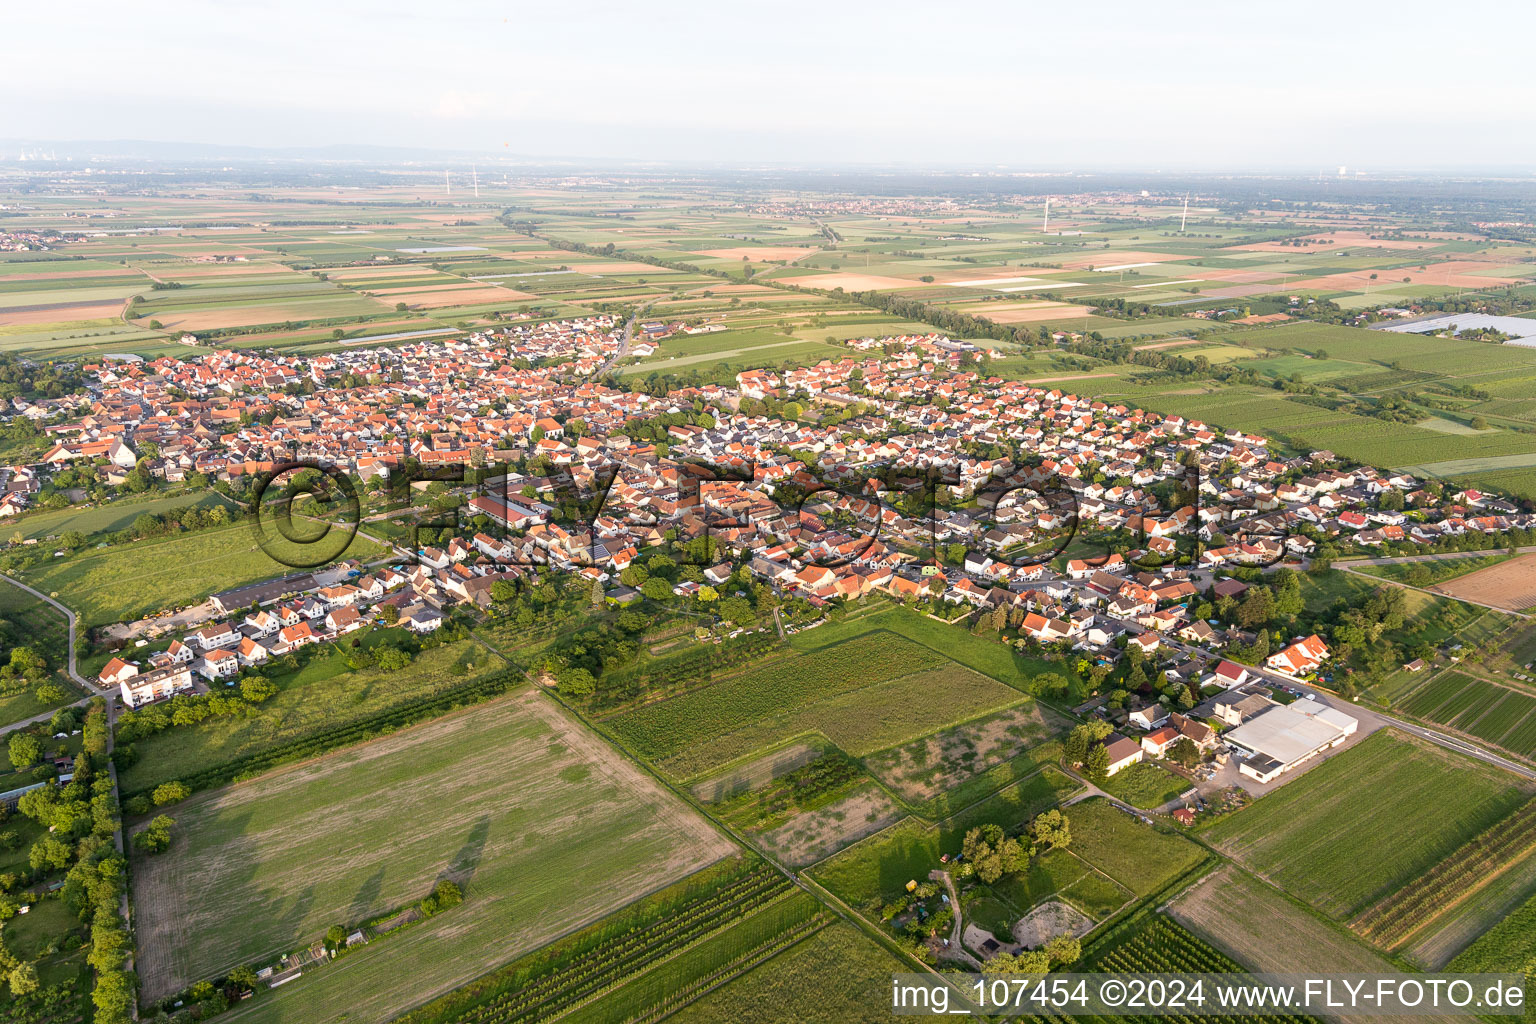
xmin=198 ymin=648 xmax=240 ymax=680
xmin=120 ymin=664 xmax=194 ymax=708
xmin=191 ymin=622 xmax=240 ymax=651
xmin=98 ymin=657 xmax=139 ymax=688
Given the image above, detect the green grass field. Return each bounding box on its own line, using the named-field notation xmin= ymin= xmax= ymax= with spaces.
xmin=117 ymin=638 xmax=502 ymax=794
xmin=1205 ymin=729 xmax=1532 ymax=918
xmin=1098 ymin=760 xmax=1189 ymax=809
xmin=6 ymin=490 xmax=236 ymax=541
xmin=136 ymin=690 xmax=734 ymax=1024
xmin=18 ymin=522 xmax=388 ymax=626
xmin=1354 ymin=553 xmax=1518 ymax=587
xmin=1061 ymin=798 xmax=1209 ymax=896
xmin=604 ymin=629 xmax=1028 ymax=779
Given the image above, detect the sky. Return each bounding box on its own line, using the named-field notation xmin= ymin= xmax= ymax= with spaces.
xmin=7 ymin=0 xmax=1535 ymax=171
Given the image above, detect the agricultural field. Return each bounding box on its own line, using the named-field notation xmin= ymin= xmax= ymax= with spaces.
xmin=1446 ymin=888 xmax=1536 ymax=1014
xmin=15 ymin=521 xmax=388 ymax=627
xmin=1397 ymin=671 xmax=1536 ymax=760
xmin=1059 ymin=798 xmax=1209 ymax=897
xmin=983 ymin=845 xmax=1135 ymax=928
xmin=1166 ymin=865 xmax=1454 ymax=1024
xmin=785 ymin=603 xmax=1055 ymax=685
xmin=1096 ymin=760 xmax=1190 ymax=810
xmin=1352 ymin=552 xmax=1517 ymax=589
xmin=134 ymin=690 xmax=734 ymax=1023
xmin=752 ymin=784 xmax=905 ymax=868
xmin=4 ymin=489 xmax=237 ymax=542
xmin=1403 ymin=841 xmax=1536 ymax=969
xmin=1434 ymin=552 xmax=1536 ymax=611
xmin=692 ymin=747 xmax=903 ymax=867
xmin=1352 ymin=798 xmax=1536 ymax=950
xmin=13 ymin=180 xmax=1536 ymax=1024
xmin=392 ymin=859 xmax=831 ymax=1024
xmin=661 ymin=922 xmax=949 ymax=1024
xmin=862 ymin=702 xmax=1070 ymax=805
xmin=1083 ymin=318 xmax=1536 ymax=477
xmin=1204 ymin=730 xmax=1533 ymax=920
xmin=603 ymin=629 xmax=1028 ymax=780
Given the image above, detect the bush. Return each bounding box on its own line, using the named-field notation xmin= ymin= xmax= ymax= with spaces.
xmin=420 ymin=879 xmax=463 ymax=916
xmin=152 ymin=781 xmax=190 ymax=806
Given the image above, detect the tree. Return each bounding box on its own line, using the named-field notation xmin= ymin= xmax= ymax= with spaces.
xmin=8 ymin=962 xmax=38 ymax=996
xmin=1063 ymin=727 xmax=1088 ymax=766
xmin=1084 ymin=743 xmax=1110 ymax=783
xmin=49 ymin=707 xmax=76 ymax=735
xmin=7 ymin=732 xmax=40 ymax=770
xmin=376 ymin=646 xmax=413 ymax=671
xmin=1045 ymin=934 xmax=1081 ymax=966
xmin=29 ymin=836 xmax=71 ymax=871
xmin=240 ymin=677 xmax=277 ymax=703
xmin=1064 ymin=720 xmax=1112 ymax=766
xmin=962 ymin=824 xmax=1026 ymax=884
xmin=132 ymin=815 xmax=175 ymax=855
xmin=980 ymin=949 xmax=1050 ymax=975
xmin=556 ymin=667 xmax=595 ymax=696
xmin=1235 ymin=587 xmax=1275 ymax=629
xmin=227 ymin=965 xmax=259 ymax=991
xmin=1028 ymin=672 xmax=1069 ymax=699
xmin=420 ymin=879 xmax=463 ymax=916
xmin=1165 ymin=737 xmax=1200 ymax=768
xmin=152 ymin=781 xmax=190 ymax=806
xmin=718 ymin=596 xmax=754 ymax=625
xmin=324 ymin=924 xmax=349 ymax=953
xmin=1026 ymin=809 xmax=1071 ymax=855
xmin=640 ymin=577 xmax=671 ymax=601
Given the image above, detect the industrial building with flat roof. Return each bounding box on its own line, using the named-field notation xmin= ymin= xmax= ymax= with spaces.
xmin=210 ymin=573 xmax=316 ymax=615
xmin=1223 ymin=700 xmax=1358 ymax=784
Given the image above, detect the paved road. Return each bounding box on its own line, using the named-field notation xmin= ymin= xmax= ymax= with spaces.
xmin=0 ymin=572 xmax=106 ymax=734
xmin=1 ymin=571 xmax=91 ymax=687
xmin=597 ymin=303 xmax=651 ymax=377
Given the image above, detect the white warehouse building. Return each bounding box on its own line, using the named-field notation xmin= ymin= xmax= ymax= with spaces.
xmin=1223 ymin=700 xmax=1358 ymax=784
